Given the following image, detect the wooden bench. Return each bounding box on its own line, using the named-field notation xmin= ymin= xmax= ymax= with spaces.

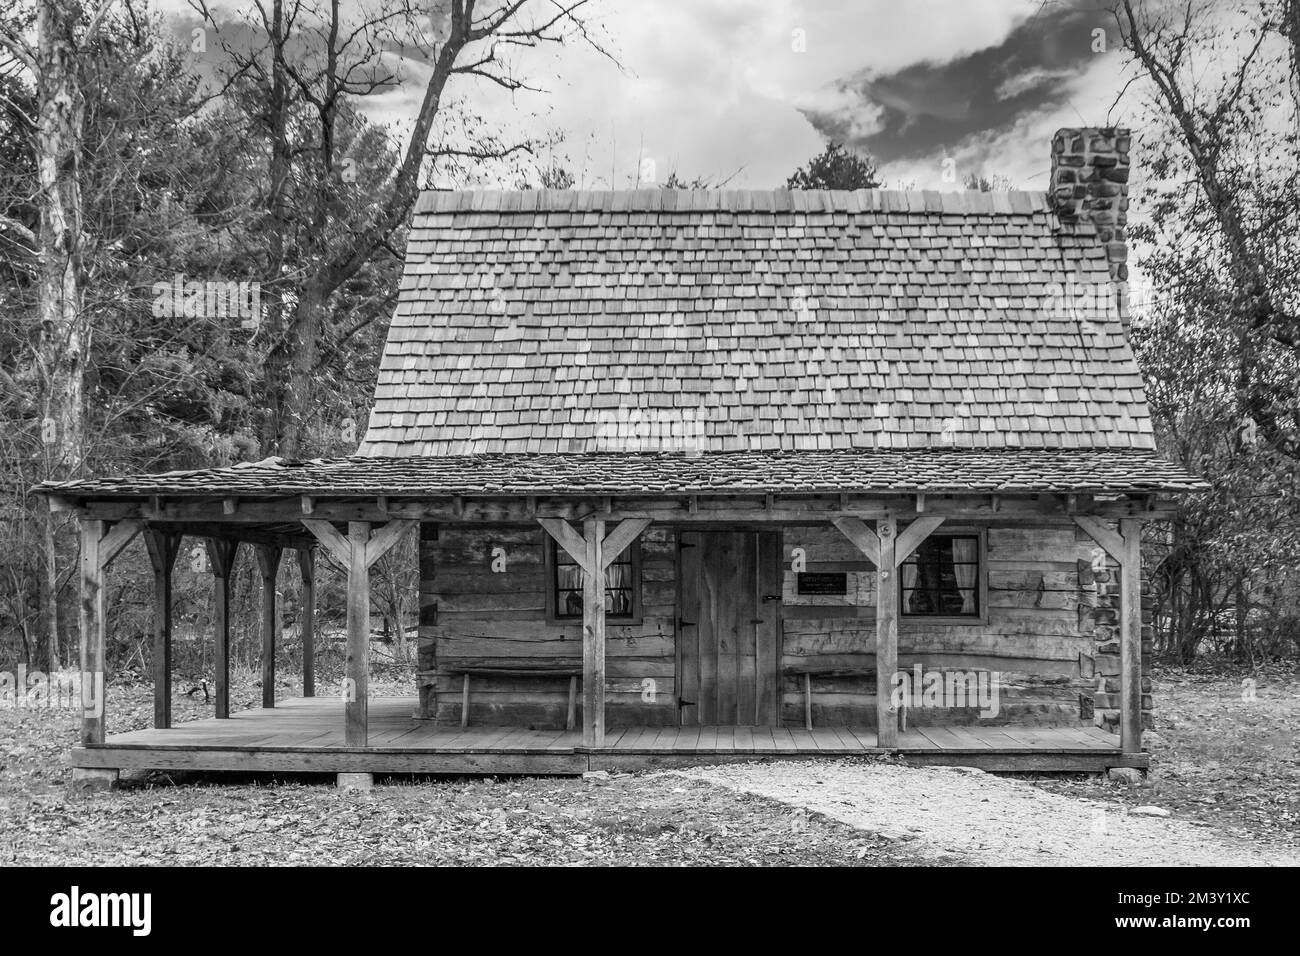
xmin=785 ymin=663 xmax=907 ymax=732
xmin=442 ymin=665 xmax=582 ymax=730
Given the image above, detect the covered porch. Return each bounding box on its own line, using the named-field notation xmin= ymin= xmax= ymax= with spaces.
xmin=38 ymin=450 xmax=1195 ymax=784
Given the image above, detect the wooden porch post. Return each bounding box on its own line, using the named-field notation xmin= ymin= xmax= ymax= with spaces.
xmin=255 ymin=545 xmax=282 ymax=708
xmin=79 ymin=520 xmax=105 ymax=746
xmin=345 ymin=522 xmax=370 ymax=746
xmin=583 ymin=517 xmax=605 ymax=748
xmin=297 ymin=547 xmax=316 ymax=698
xmin=831 ymin=514 xmax=945 ymax=747
xmin=78 ymin=519 xmax=142 ymax=746
xmin=538 ymin=517 xmax=651 ymax=748
xmin=876 ymin=517 xmax=899 ymax=746
xmin=143 ymin=529 xmax=181 ymax=729
xmin=302 ymin=519 xmax=416 ymax=749
xmin=1074 ymin=516 xmax=1144 ymax=753
xmin=204 ymin=539 xmax=239 ymax=719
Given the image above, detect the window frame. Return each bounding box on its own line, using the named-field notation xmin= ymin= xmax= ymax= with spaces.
xmin=897 ymin=527 xmax=988 ymax=626
xmin=544 ymin=537 xmax=643 ymax=626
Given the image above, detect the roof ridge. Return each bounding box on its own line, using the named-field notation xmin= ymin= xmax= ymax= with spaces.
xmin=415 ymin=188 xmax=1050 ymax=216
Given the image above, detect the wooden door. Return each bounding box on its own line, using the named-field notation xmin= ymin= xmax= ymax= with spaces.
xmin=677 ymin=531 xmax=781 ymax=726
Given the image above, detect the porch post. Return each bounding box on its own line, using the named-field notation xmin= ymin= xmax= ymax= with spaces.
xmin=830 ymin=514 xmax=944 ymax=746
xmin=1119 ymin=518 xmax=1143 ymax=754
xmin=255 ymin=545 xmax=282 ymax=708
xmin=301 ymin=519 xmax=415 ymax=749
xmin=143 ymin=529 xmax=181 ymax=729
xmin=346 ymin=521 xmax=371 ymax=747
xmin=538 ymin=517 xmax=649 ymax=749
xmin=204 ymin=538 xmax=239 ymax=719
xmin=875 ymin=517 xmax=899 ymax=747
xmin=1073 ymin=515 xmax=1144 ymax=753
xmin=79 ymin=520 xmax=106 ymax=746
xmin=297 ymin=546 xmax=316 ymax=697
xmin=77 ymin=519 xmax=142 ymax=746
xmin=582 ymin=517 xmax=606 ymax=748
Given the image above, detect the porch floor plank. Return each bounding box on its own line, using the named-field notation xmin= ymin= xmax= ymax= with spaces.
xmin=74 ymin=697 xmax=1147 ymax=775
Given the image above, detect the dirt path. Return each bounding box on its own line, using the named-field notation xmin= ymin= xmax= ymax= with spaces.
xmin=675 ymin=760 xmax=1300 ymax=867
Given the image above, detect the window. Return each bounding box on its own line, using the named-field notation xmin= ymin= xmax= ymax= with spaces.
xmin=900 ymin=533 xmax=982 ymax=618
xmin=547 ymin=539 xmax=640 ymax=622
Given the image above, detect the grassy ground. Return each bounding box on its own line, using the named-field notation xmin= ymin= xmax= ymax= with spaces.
xmin=1027 ymin=663 xmax=1300 ymax=846
xmin=2 ymin=664 xmax=1295 ymax=864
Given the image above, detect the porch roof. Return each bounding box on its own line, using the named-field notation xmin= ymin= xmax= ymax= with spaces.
xmin=35 ymin=448 xmax=1208 ymax=499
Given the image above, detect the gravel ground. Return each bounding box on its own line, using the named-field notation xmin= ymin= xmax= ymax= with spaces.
xmin=675 ymin=759 xmax=1300 ymax=867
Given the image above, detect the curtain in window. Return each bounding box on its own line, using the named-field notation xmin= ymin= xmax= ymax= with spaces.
xmin=951 ymin=537 xmax=977 ymax=613
xmin=605 ymin=562 xmax=630 ymax=615
xmin=900 ymin=558 xmax=918 ymax=612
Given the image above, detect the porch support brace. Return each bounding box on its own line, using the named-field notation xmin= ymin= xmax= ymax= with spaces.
xmin=297 ymin=547 xmax=316 ymax=697
xmin=204 ymin=538 xmax=240 ymax=719
xmin=1073 ymin=515 xmax=1144 ymax=753
xmin=143 ymin=529 xmax=181 ymax=729
xmin=255 ymin=545 xmax=282 ymax=708
xmin=538 ymin=517 xmax=651 ymax=747
xmin=831 ymin=514 xmax=945 ymax=747
xmin=302 ymin=519 xmax=415 ymax=746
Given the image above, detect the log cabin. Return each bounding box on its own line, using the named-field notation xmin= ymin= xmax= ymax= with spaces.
xmin=39 ymin=127 xmax=1206 ymax=788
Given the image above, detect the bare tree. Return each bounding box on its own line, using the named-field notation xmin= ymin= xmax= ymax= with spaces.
xmin=192 ymin=0 xmax=610 ymax=458
xmin=1115 ymin=0 xmax=1300 ymax=454
xmin=0 ymin=0 xmax=120 ymax=668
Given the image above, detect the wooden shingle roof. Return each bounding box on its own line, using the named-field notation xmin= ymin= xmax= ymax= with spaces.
xmin=39 ymin=450 xmax=1207 ymax=498
xmin=362 ymin=188 xmax=1154 ymax=457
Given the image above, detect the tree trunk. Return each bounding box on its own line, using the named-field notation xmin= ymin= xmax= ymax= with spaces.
xmin=34 ymin=0 xmax=89 ymax=467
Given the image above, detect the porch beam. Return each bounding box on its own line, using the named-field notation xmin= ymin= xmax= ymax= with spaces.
xmin=64 ymin=493 xmax=1176 ymax=525
xmin=204 ymin=538 xmax=240 ymax=719
xmin=255 ymin=545 xmax=282 ymax=709
xmin=143 ymin=529 xmax=181 ymax=729
xmin=297 ymin=547 xmax=316 ymax=697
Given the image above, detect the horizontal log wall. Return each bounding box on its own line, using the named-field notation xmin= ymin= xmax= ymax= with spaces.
xmin=779 ymin=523 xmax=1104 ymax=727
xmin=418 ymin=518 xmax=1139 ymax=732
xmin=418 ymin=523 xmax=678 ymax=728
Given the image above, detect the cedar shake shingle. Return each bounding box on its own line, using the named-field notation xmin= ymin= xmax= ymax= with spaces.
xmin=360 ymin=189 xmax=1155 ymax=457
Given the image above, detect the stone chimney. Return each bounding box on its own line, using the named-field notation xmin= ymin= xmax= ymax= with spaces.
xmin=1049 ymin=128 xmax=1131 ymax=327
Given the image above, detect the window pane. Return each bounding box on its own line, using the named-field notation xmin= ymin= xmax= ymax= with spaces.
xmin=554 ymin=541 xmax=637 ymax=619
xmin=901 ymin=535 xmax=978 ymax=617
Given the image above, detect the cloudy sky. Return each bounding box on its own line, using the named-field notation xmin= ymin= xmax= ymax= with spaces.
xmin=161 ymin=0 xmax=1147 ymax=190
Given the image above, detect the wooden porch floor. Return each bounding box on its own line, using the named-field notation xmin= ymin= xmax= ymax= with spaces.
xmin=71 ymin=697 xmax=1147 ymax=775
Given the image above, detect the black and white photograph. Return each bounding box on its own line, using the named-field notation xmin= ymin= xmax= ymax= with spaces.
xmin=0 ymin=0 xmax=1295 ymax=911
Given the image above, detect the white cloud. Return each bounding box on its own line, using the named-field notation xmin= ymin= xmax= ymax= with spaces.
xmin=994 ymin=67 xmax=1077 ymax=102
